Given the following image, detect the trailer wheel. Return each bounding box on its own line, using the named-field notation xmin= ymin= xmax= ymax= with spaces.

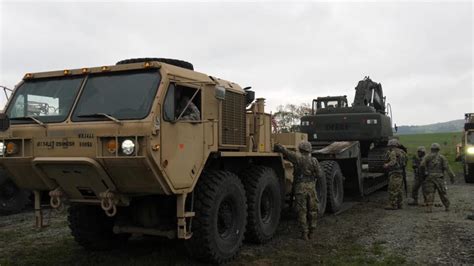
xmin=68 ymin=205 xmax=129 ymax=250
xmin=321 ymin=161 xmax=344 ymax=213
xmin=186 ymin=170 xmax=247 ymax=264
xmin=316 ymin=171 xmax=327 ymax=215
xmin=465 ymin=164 xmax=474 ymax=183
xmin=241 ymin=166 xmax=281 ymax=244
xmin=0 ymin=175 xmax=30 ymax=215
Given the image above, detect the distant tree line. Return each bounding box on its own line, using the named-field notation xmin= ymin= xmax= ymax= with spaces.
xmin=272 ymin=103 xmax=311 ymax=133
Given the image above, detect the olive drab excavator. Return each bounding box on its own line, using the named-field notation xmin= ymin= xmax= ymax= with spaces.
xmin=300 ymin=77 xmax=395 ymax=214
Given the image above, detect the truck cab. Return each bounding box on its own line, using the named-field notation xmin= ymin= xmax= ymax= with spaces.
xmin=0 ymin=58 xmax=302 ymax=264
xmin=461 ymin=113 xmax=474 ymax=182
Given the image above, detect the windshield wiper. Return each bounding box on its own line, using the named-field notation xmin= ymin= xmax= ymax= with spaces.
xmin=77 ymin=113 xmax=123 ymax=125
xmin=10 ymin=116 xmax=47 ymax=128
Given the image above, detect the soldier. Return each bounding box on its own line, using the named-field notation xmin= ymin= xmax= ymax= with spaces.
xmin=419 ymin=143 xmax=455 ymax=213
xmin=175 ymin=89 xmax=200 ymax=121
xmin=274 ymin=141 xmax=322 ymax=240
xmin=408 ymin=146 xmax=427 ymax=206
xmin=383 ymin=139 xmax=407 ymax=210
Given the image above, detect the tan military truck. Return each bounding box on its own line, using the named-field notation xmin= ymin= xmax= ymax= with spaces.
xmin=457 ymin=113 xmax=474 ymax=183
xmin=0 ymin=58 xmax=311 ymax=263
xmin=0 ymin=85 xmax=31 ymax=215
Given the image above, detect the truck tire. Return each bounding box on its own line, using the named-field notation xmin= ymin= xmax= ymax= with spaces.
xmin=116 ymin=58 xmax=194 ymax=70
xmin=316 ymin=171 xmax=327 ymax=215
xmin=186 ymin=170 xmax=247 ymax=264
xmin=320 ymin=161 xmax=344 ymax=213
xmin=0 ymin=174 xmax=30 ymax=215
xmin=68 ymin=205 xmax=129 ymax=250
xmin=241 ymin=166 xmax=281 ymax=244
xmin=465 ymin=164 xmax=474 ymax=183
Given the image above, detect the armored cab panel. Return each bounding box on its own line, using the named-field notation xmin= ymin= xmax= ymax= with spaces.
xmin=273 ymin=132 xmax=307 ymax=150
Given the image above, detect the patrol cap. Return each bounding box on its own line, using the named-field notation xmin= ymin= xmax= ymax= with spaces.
xmin=387 ymin=139 xmax=400 ymax=147
xmin=431 ymin=143 xmax=441 ymax=151
xmin=417 ymin=146 xmax=426 ymax=153
xmin=298 ymin=141 xmax=312 ymax=153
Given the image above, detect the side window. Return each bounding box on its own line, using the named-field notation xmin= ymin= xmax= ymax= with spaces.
xmin=163 ymin=83 xmax=201 ymax=122
xmin=163 ymin=84 xmax=175 ymax=121
xmin=10 ymin=95 xmax=25 ymax=118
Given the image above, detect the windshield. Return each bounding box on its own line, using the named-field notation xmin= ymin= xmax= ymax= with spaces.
xmin=467 ymin=131 xmax=474 ymax=145
xmin=6 ymin=77 xmax=83 ymax=124
xmin=72 ymin=70 xmax=161 ymax=121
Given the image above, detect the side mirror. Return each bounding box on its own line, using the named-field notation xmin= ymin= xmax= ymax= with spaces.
xmin=245 ymin=90 xmax=255 ymax=107
xmin=215 ymin=86 xmax=225 ymax=100
xmin=0 ymin=113 xmax=10 ymax=132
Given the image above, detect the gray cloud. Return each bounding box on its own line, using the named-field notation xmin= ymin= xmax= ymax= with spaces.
xmin=0 ymin=1 xmax=472 ymax=125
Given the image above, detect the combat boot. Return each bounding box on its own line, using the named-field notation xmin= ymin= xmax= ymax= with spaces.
xmin=384 ymin=204 xmax=397 ymax=210
xmin=309 ymin=231 xmax=316 ymax=240
xmin=445 ymin=206 xmax=450 ymax=212
xmin=398 ymin=203 xmax=403 ymax=209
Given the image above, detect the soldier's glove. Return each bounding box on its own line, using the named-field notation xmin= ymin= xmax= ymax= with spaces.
xmin=274 ymin=144 xmax=283 ymax=152
xmin=383 ymin=163 xmax=389 ymax=169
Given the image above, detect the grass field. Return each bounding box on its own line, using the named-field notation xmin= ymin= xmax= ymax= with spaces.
xmin=397 ymin=131 xmax=463 ymax=173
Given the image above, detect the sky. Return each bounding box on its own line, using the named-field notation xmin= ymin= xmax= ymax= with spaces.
xmin=0 ymin=0 xmax=472 ymax=126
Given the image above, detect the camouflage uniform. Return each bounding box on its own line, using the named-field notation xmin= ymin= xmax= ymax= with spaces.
xmin=410 ymin=146 xmax=426 ymax=205
xmin=177 ymin=96 xmax=200 ymax=120
xmin=384 ymin=139 xmax=407 ymax=210
xmin=275 ymin=141 xmax=322 ymax=240
xmin=420 ymin=143 xmax=455 ymax=212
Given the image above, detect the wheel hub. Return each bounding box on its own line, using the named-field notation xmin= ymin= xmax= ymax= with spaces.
xmin=260 ymin=187 xmax=274 ymax=224
xmin=218 ymin=197 xmax=235 ymax=238
xmin=0 ymin=181 xmax=17 ymax=200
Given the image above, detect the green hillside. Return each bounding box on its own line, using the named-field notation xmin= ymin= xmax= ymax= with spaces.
xmin=397 ymin=119 xmax=464 ymax=135
xmin=398 ymin=132 xmax=462 ymax=173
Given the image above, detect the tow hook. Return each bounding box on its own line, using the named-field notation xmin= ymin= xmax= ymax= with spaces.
xmin=49 ymin=188 xmax=65 ymax=210
xmin=99 ymin=190 xmax=119 ymax=217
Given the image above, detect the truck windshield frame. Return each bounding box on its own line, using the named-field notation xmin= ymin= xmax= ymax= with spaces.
xmin=71 ymin=69 xmax=161 ymax=122
xmin=467 ymin=131 xmax=474 ymax=145
xmin=5 ymin=76 xmax=84 ymax=124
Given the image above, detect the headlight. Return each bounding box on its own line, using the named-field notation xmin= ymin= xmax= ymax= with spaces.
xmin=467 ymin=147 xmax=474 ymax=155
xmin=106 ymin=139 xmax=117 ymax=154
xmin=121 ymin=139 xmax=135 ymax=155
xmin=0 ymin=142 xmax=4 ymax=156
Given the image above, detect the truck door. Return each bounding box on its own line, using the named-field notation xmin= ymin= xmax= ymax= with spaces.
xmin=160 ymin=83 xmax=205 ymax=189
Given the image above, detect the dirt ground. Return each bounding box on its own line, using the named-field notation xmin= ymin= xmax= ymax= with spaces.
xmin=1 ymin=172 xmax=473 ymax=265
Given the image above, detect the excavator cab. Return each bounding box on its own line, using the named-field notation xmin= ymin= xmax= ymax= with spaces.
xmin=312 ymin=96 xmax=348 ymax=114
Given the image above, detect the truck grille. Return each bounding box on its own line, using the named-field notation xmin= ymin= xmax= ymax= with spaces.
xmin=222 ymin=91 xmax=246 ymax=146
